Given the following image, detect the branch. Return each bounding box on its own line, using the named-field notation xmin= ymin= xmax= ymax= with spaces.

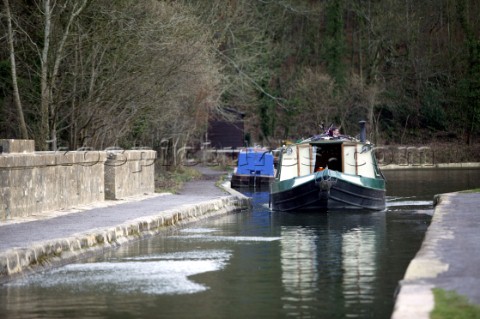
xmin=214 ymin=47 xmax=288 ymax=109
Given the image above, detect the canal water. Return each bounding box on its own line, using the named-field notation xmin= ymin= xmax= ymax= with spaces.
xmin=1 ymin=169 xmax=479 ymax=319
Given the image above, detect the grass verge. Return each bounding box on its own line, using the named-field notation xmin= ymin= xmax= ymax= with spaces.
xmin=154 ymin=166 xmax=202 ymax=194
xmin=431 ymin=288 xmax=480 ymax=319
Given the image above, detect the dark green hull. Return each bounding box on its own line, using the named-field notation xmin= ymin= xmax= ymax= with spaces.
xmin=270 ymin=169 xmax=386 ymax=212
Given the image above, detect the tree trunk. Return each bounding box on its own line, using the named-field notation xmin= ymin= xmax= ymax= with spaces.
xmin=3 ymin=0 xmax=28 ymax=139
xmin=40 ymin=0 xmax=51 ymax=151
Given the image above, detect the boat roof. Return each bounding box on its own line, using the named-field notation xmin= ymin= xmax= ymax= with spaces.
xmin=292 ymin=133 xmax=364 ymax=145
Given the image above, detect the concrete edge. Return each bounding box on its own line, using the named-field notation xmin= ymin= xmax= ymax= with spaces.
xmin=0 ymin=194 xmax=251 ymax=283
xmin=390 ymin=192 xmax=456 ymax=319
xmin=391 ymin=283 xmax=435 ymax=319
xmin=220 ymin=180 xmax=248 ymax=198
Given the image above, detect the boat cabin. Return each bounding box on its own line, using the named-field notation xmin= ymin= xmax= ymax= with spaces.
xmin=236 ymin=149 xmax=274 ymax=176
xmin=277 ymin=140 xmax=380 ymax=181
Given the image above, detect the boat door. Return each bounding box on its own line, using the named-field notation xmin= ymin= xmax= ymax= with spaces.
xmin=313 ymin=142 xmax=343 ymax=173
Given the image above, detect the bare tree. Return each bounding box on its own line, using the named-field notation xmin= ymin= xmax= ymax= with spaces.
xmin=3 ymin=0 xmax=28 ymax=139
xmin=37 ymin=0 xmax=89 ymax=150
xmin=62 ymin=1 xmax=222 ymax=150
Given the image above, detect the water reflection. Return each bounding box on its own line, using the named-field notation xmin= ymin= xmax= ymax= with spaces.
xmin=272 ymin=208 xmax=388 ymax=318
xmin=281 ymin=226 xmax=318 ymax=317
xmin=383 ymin=169 xmax=480 ymax=201
xmin=342 ymin=228 xmax=376 ymax=309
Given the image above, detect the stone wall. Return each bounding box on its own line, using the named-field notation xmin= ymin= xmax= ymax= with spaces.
xmin=0 ymin=140 xmax=157 ymax=220
xmin=104 ymin=150 xmax=156 ymax=199
xmin=0 ymin=139 xmax=34 ymax=153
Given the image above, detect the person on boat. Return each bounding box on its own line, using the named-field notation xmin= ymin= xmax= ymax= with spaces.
xmin=328 ymin=126 xmax=340 ymax=138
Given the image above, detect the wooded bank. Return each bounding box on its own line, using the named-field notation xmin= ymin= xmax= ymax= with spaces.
xmin=1 ymin=0 xmax=479 ymax=154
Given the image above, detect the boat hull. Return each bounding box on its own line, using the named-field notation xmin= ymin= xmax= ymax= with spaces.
xmin=231 ymin=174 xmax=274 ymax=188
xmin=270 ymin=170 xmax=386 ymax=212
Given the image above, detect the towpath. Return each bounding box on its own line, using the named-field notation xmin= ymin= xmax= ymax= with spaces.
xmin=392 ymin=191 xmax=480 ymax=318
xmin=0 ymin=166 xmax=249 ymax=281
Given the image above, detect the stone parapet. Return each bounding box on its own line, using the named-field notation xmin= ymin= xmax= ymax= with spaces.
xmin=0 ymin=139 xmax=35 ymax=154
xmin=0 ymin=150 xmax=107 ymax=219
xmin=104 ymin=150 xmax=156 ymax=199
xmin=0 ymin=141 xmax=157 ymax=219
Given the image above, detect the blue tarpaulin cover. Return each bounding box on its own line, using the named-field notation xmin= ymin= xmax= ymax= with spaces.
xmin=236 ymin=149 xmax=274 ymax=176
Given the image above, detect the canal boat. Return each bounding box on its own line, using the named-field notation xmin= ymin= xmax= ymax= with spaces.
xmin=270 ymin=121 xmax=386 ymax=212
xmin=230 ymin=148 xmax=275 ymax=188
